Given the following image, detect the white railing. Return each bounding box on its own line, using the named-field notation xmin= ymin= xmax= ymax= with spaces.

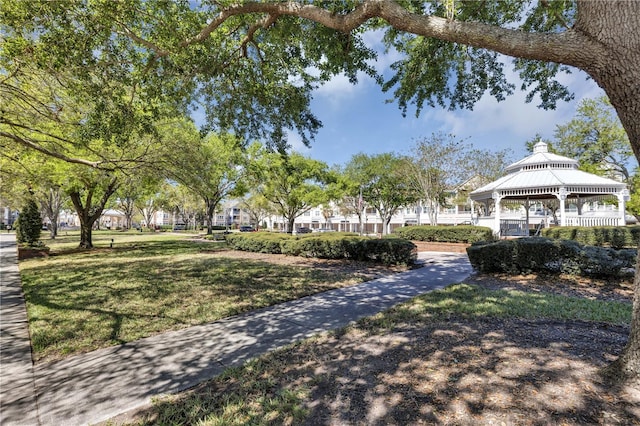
xmin=500 ymin=219 xmax=529 ymax=237
xmin=473 ymin=215 xmax=624 ymax=236
xmin=565 ymin=216 xmax=621 ymax=227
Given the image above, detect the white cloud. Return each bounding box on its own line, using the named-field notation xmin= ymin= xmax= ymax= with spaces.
xmin=312 ymin=29 xmax=401 ymax=107
xmin=315 ymin=73 xmax=361 ymax=100
xmin=287 ymin=130 xmax=312 ymax=154
xmin=361 ymin=29 xmax=403 ymax=74
xmin=417 ymin=65 xmax=605 ymax=155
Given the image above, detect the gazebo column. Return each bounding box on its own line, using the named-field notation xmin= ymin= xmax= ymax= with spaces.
xmin=556 ymin=188 xmax=568 ymax=227
xmin=618 ymin=189 xmax=630 ymax=226
xmin=524 ymin=198 xmax=530 ymax=235
xmin=492 ymin=191 xmax=502 ymax=236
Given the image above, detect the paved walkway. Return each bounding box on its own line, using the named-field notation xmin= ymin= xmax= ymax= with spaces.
xmin=0 ymin=233 xmax=472 ymax=425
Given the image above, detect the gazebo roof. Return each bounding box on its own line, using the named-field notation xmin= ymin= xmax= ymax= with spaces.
xmin=505 ymin=141 xmax=578 ymax=173
xmin=470 ymin=142 xmax=627 ymax=201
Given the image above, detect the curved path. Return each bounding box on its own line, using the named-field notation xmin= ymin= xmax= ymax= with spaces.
xmin=0 ymin=233 xmax=472 ymax=425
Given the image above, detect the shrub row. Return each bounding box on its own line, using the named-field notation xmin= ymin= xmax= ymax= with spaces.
xmin=541 ymin=225 xmax=640 ymax=249
xmin=393 ymin=225 xmax=494 ymax=243
xmin=466 ymin=237 xmax=636 ymax=278
xmin=225 ymin=232 xmax=417 ymax=265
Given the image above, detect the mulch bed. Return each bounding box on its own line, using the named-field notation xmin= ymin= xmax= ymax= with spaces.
xmin=412 ymin=241 xmax=470 ymax=253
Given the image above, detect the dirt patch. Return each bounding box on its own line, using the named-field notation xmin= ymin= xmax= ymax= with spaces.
xmin=18 ymin=246 xmax=50 ymax=260
xmin=412 ymin=241 xmax=470 ymax=253
xmin=284 ymin=316 xmax=639 ymax=425
xmin=205 ymin=249 xmax=415 ymax=280
xmin=467 ymin=272 xmax=634 ymax=304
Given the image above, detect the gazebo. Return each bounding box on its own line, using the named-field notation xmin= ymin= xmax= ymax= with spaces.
xmin=470 ymin=141 xmax=629 ymax=236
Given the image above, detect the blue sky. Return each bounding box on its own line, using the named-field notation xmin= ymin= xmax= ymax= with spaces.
xmin=192 ymin=31 xmax=606 ymax=168
xmin=287 ymin=32 xmax=605 ymax=167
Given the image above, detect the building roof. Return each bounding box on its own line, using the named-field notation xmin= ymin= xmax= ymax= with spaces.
xmin=470 ymin=142 xmax=627 ymax=201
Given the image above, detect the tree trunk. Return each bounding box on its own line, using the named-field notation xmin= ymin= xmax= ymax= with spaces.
xmin=140 ymin=205 xmax=157 ymax=229
xmin=427 ymin=199 xmax=439 ymax=226
xmin=68 ymin=178 xmax=119 ymax=249
xmin=206 ymin=201 xmax=215 ymax=235
xmin=575 ymin=4 xmax=640 ymax=381
xmin=604 ymin=246 xmax=640 ymax=382
xmin=287 ymin=216 xmax=295 ymax=233
xmin=383 ymin=216 xmax=392 ymax=235
xmin=40 ymin=187 xmax=63 ymax=239
xmin=78 ymin=215 xmax=94 ymax=249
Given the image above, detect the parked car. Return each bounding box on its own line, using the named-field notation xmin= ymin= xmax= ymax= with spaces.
xmin=173 ymin=224 xmax=186 ymax=231
xmin=295 ymin=227 xmax=312 ymax=234
xmin=239 ymin=225 xmax=255 ymax=232
xmin=314 ymin=227 xmax=335 ymax=233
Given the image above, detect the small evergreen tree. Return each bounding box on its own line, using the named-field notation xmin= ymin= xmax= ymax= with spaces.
xmin=16 ymin=198 xmax=42 ymax=247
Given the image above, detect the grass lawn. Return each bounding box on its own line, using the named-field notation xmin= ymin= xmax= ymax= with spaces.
xmin=19 ymin=231 xmax=367 ymax=362
xmin=120 ymin=282 xmax=634 ymax=426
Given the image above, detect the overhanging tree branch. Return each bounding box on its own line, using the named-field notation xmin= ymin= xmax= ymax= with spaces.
xmin=174 ymin=1 xmax=606 ymax=69
xmin=0 ymin=131 xmax=102 ymax=168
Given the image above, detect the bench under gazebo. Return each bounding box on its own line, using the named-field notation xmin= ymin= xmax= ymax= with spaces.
xmin=469 ymin=141 xmax=629 ymax=237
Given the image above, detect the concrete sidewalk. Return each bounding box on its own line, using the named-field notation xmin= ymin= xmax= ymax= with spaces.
xmin=0 ymin=234 xmax=472 ymax=425
xmin=0 ymin=233 xmax=39 ymax=426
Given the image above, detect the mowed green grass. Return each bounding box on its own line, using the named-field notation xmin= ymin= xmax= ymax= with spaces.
xmin=19 ymin=232 xmax=365 ymax=362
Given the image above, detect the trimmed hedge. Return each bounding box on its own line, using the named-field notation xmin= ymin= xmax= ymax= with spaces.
xmin=541 ymin=225 xmax=640 ymax=249
xmin=225 ymin=232 xmax=417 ymax=265
xmin=225 ymin=232 xmax=290 ymax=254
xmin=393 ymin=225 xmax=494 ymax=243
xmin=466 ymin=237 xmax=636 ymax=278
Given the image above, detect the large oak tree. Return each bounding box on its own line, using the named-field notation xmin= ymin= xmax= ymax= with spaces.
xmin=2 ymin=0 xmax=640 ymax=380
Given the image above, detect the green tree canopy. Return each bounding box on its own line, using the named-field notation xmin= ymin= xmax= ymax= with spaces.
xmin=251 ymin=150 xmax=333 ymax=232
xmin=553 ymin=96 xmax=636 ymax=182
xmin=161 ymin=119 xmax=249 ymax=234
xmin=345 ymin=152 xmax=418 ymax=235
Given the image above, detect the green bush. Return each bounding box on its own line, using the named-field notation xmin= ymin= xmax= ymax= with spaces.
xmin=362 ymin=238 xmax=417 ymax=265
xmin=15 ymin=198 xmax=43 ymax=247
xmin=225 ymin=232 xmax=292 ymax=254
xmin=466 ymin=237 xmax=635 ymax=278
xmin=542 ymin=225 xmax=640 ymax=249
xmin=225 ymin=233 xmax=416 ymax=265
xmin=393 ymin=225 xmax=494 ymax=243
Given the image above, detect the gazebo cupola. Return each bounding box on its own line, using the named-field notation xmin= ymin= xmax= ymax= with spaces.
xmin=469 ymin=141 xmax=629 ymax=236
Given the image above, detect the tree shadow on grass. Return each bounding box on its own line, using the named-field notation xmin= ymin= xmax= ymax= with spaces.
xmin=137 ymin=318 xmax=639 ymax=425
xmin=21 ymin=252 xmax=367 ymax=362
